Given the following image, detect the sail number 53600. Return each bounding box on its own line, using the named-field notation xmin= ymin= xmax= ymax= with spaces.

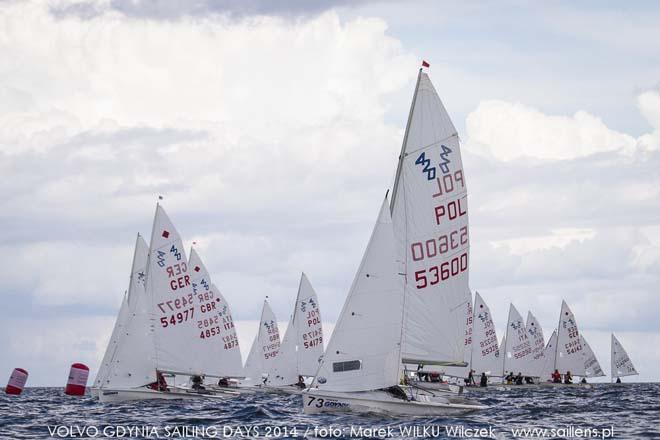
xmin=414 ymin=252 xmax=467 ymax=289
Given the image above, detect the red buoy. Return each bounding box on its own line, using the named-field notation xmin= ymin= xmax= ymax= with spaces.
xmin=65 ymin=363 xmax=89 ymax=396
xmin=6 ymin=368 xmax=28 ymax=395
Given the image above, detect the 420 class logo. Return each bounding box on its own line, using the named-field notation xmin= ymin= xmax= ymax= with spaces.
xmin=415 ymin=145 xmax=453 ymax=180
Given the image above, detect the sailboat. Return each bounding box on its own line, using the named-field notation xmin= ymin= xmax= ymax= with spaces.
xmin=302 ymin=196 xmax=485 ymax=415
xmin=239 ymin=299 xmax=281 ymax=389
xmin=581 ymin=334 xmax=605 ymax=379
xmin=99 ymin=205 xmax=238 ymax=402
xmin=526 ymin=311 xmax=546 ymax=379
xmin=537 ymin=300 xmax=590 ymax=387
xmin=611 ymin=334 xmax=638 ymax=383
xmin=502 ymin=304 xmax=536 ymax=379
xmin=184 ymin=248 xmax=244 ymax=384
xmin=386 ymin=64 xmax=472 ymax=395
xmin=92 ymin=234 xmax=148 ymax=397
xmin=266 ymin=273 xmax=324 ymax=394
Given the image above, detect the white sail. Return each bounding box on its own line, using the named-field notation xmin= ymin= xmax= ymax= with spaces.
xmin=611 ymin=334 xmax=638 ymax=379
xmin=525 ymin=311 xmax=546 ymax=377
xmin=443 ymin=297 xmax=473 ymax=378
xmin=469 ymin=292 xmax=501 ymax=376
xmin=581 ymin=335 xmax=604 ymax=378
xmin=269 ymin=273 xmax=324 ymax=386
xmin=188 ymin=248 xmax=243 ymax=377
xmin=503 ymin=304 xmax=534 ymax=376
xmin=315 ymin=196 xmax=404 ymax=392
xmin=94 ymin=292 xmax=128 ymax=389
xmin=540 ymin=330 xmax=558 ymax=381
xmin=102 ymin=234 xmax=155 ymax=389
xmin=391 ymin=71 xmax=471 ymax=366
xmin=147 ymin=204 xmax=230 ymax=377
xmin=556 ymin=300 xmax=586 ymax=376
xmin=243 ymin=300 xmax=281 ymax=383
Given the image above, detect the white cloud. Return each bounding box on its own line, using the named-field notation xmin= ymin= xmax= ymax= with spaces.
xmin=465 ymin=100 xmax=637 ymax=160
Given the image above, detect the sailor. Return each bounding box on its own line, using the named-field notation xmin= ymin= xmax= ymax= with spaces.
xmin=515 ymin=372 xmax=523 ymax=385
xmin=580 ymin=377 xmax=587 ymax=384
xmin=505 ymin=372 xmax=514 ymax=384
xmin=296 ymin=375 xmax=306 ymax=389
xmin=191 ymin=375 xmax=205 ymax=391
xmin=479 ymin=372 xmax=488 ymax=387
xmin=465 ymin=369 xmax=476 ymax=386
xmin=551 ymin=369 xmax=561 ymax=383
xmin=218 ymin=377 xmax=229 ymax=387
xmin=564 ymin=371 xmax=573 ymax=384
xmin=150 ymin=371 xmax=168 ymax=392
xmin=616 ymin=377 xmax=622 ymax=384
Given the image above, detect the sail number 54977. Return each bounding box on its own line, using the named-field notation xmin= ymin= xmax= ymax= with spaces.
xmin=414 ymin=252 xmax=467 ymax=289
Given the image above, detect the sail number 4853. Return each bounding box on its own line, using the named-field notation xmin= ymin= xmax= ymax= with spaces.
xmin=414 ymin=252 xmax=467 ymax=289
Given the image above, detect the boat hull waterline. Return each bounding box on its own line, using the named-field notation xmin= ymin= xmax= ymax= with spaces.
xmin=301 ymin=389 xmax=486 ymax=416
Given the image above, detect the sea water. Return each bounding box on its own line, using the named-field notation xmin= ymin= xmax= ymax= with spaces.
xmin=1 ymin=383 xmax=658 ymax=439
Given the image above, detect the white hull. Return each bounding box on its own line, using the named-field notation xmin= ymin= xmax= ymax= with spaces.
xmin=98 ymin=387 xmax=237 ymax=403
xmin=301 ymin=389 xmax=486 ymax=416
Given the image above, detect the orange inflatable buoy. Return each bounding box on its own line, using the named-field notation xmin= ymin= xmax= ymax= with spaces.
xmin=65 ymin=363 xmax=89 ymax=396
xmin=6 ymin=368 xmax=28 ymax=395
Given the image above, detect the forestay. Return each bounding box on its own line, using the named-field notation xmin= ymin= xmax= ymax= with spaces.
xmin=269 ymin=273 xmax=324 ymax=386
xmin=526 ymin=312 xmax=546 ymax=377
xmin=556 ymin=301 xmax=586 ymax=376
xmin=581 ymin=335 xmax=604 ymax=378
xmin=391 ymin=71 xmax=471 ymax=366
xmin=102 ymin=234 xmax=155 ymax=389
xmin=147 ymin=205 xmax=230 ymax=377
xmin=611 ymin=334 xmax=638 ymax=379
xmin=188 ymin=248 xmax=243 ymax=377
xmin=243 ymin=300 xmax=281 ymax=383
xmin=469 ymin=292 xmax=501 ymax=376
xmin=315 ymin=197 xmax=404 ymax=392
xmin=503 ymin=304 xmax=534 ymax=376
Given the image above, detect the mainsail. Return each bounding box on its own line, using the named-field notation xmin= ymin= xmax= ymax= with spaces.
xmin=101 ymin=234 xmax=155 ymax=389
xmin=503 ymin=304 xmax=534 ymax=376
xmin=146 ymin=204 xmax=233 ymax=377
xmin=269 ymin=273 xmax=324 ymax=386
xmin=469 ymin=292 xmax=501 ymax=376
xmin=611 ymin=334 xmax=638 ymax=380
xmin=188 ymin=247 xmax=243 ymax=377
xmin=315 ymin=196 xmax=404 ymax=392
xmin=391 ymin=69 xmax=471 ymax=366
xmin=581 ymin=335 xmax=604 ymax=378
xmin=243 ymin=300 xmax=281 ymax=383
xmin=526 ymin=311 xmax=546 ymax=377
xmin=555 ymin=300 xmax=586 ymax=376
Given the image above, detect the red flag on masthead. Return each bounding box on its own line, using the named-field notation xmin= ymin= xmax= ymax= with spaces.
xmin=421 ymin=60 xmax=430 ymax=68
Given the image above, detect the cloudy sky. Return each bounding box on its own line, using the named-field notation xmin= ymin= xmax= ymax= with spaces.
xmin=1 ymin=0 xmax=659 ymax=385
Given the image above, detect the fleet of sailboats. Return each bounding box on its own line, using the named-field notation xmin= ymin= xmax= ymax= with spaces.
xmin=80 ymin=63 xmax=642 ymax=410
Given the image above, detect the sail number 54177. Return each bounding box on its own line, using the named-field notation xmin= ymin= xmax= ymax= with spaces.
xmin=414 ymin=252 xmax=467 ymax=289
